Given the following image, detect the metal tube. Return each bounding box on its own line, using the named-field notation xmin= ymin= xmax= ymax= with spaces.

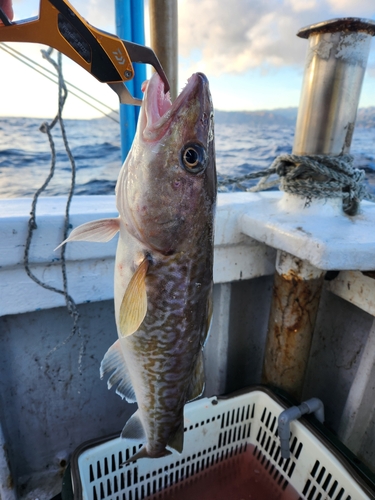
xmin=262 ymin=252 xmax=324 ymax=400
xmin=149 ymin=0 xmax=178 ymax=101
xmin=262 ymin=18 xmax=375 ymax=401
xmin=294 ymin=18 xmax=375 ymax=155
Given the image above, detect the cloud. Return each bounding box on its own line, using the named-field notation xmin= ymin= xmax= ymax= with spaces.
xmin=11 ymin=0 xmax=116 ymax=30
xmin=68 ymin=0 xmax=115 ymax=30
xmin=327 ymin=0 xmax=375 ymax=15
xmin=178 ymin=0 xmax=375 ymax=76
xmin=286 ymin=0 xmax=318 ymax=12
xmin=10 ymin=0 xmax=375 ymax=79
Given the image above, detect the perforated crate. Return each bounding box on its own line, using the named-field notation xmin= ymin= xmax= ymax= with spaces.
xmin=69 ymin=387 xmax=375 ymax=500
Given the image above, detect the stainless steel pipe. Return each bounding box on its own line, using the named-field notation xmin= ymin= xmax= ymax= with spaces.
xmin=149 ymin=0 xmax=178 ymax=101
xmin=294 ymin=18 xmax=375 ymax=156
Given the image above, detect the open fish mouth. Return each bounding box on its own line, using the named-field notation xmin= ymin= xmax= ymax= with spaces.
xmin=142 ymin=72 xmax=208 ymax=140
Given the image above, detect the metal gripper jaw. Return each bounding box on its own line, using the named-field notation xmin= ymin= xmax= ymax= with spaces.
xmin=0 ymin=0 xmax=170 ymax=105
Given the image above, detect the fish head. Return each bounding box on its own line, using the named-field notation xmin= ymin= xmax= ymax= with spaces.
xmin=116 ymin=72 xmax=216 ymax=255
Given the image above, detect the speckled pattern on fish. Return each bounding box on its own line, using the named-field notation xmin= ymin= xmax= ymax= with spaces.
xmin=60 ymin=71 xmax=216 ymax=462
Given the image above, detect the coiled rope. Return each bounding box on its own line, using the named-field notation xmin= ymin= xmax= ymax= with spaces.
xmin=218 ymin=152 xmax=375 ymax=216
xmin=23 ymin=48 xmax=84 ymax=370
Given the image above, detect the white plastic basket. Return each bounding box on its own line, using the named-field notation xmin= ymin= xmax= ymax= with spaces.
xmin=69 ymin=387 xmax=375 ymax=500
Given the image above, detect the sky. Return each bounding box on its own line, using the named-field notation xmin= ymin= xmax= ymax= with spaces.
xmin=0 ymin=0 xmax=374 ymax=119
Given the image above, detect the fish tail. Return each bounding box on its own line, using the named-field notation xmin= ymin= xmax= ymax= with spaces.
xmin=122 ymin=446 xmax=172 ymax=465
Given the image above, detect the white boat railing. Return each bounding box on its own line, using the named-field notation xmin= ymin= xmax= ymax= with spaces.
xmin=1 ymin=189 xmax=375 ymax=497
xmin=0 ymin=192 xmax=278 ymax=316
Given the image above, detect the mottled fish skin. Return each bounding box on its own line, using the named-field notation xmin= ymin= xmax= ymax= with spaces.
xmin=113 ymin=72 xmax=216 ymax=459
xmin=59 ymin=72 xmax=216 ymax=461
xmin=117 ymin=230 xmax=213 ymax=457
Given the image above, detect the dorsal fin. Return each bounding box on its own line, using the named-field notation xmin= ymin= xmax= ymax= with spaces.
xmin=119 ymin=257 xmax=149 ymax=337
xmin=100 ymin=340 xmax=136 ymax=403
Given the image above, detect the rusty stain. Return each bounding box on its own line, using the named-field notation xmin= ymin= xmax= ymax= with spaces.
xmin=262 ymin=269 xmax=324 ymax=400
xmin=280 ymin=266 xmax=317 ymax=282
xmin=280 ymin=269 xmax=303 ymax=281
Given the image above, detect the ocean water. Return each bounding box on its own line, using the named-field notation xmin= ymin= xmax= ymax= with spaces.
xmin=0 ymin=116 xmax=375 ymax=198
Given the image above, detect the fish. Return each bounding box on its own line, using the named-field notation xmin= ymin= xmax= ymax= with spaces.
xmin=59 ymin=71 xmax=216 ymax=461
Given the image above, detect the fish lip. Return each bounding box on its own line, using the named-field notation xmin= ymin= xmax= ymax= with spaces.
xmin=142 ymin=73 xmax=206 ymax=141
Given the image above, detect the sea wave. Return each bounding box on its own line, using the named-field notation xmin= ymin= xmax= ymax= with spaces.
xmin=0 ymin=116 xmax=374 ymax=198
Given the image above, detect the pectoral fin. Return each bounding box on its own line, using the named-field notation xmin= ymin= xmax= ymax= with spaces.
xmin=55 ymin=217 xmax=120 ymax=250
xmin=119 ymin=258 xmax=149 ymax=337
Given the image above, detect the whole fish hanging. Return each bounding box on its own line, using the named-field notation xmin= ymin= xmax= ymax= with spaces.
xmin=59 ymin=72 xmax=216 ymax=461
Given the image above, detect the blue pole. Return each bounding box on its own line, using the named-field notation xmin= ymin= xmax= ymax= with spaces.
xmin=115 ymin=0 xmax=146 ymax=161
xmin=131 ymin=0 xmax=146 ymax=119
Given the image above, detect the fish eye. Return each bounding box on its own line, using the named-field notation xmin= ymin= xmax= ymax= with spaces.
xmin=180 ymin=143 xmax=206 ymax=174
xmin=184 ymin=148 xmax=199 ymax=167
